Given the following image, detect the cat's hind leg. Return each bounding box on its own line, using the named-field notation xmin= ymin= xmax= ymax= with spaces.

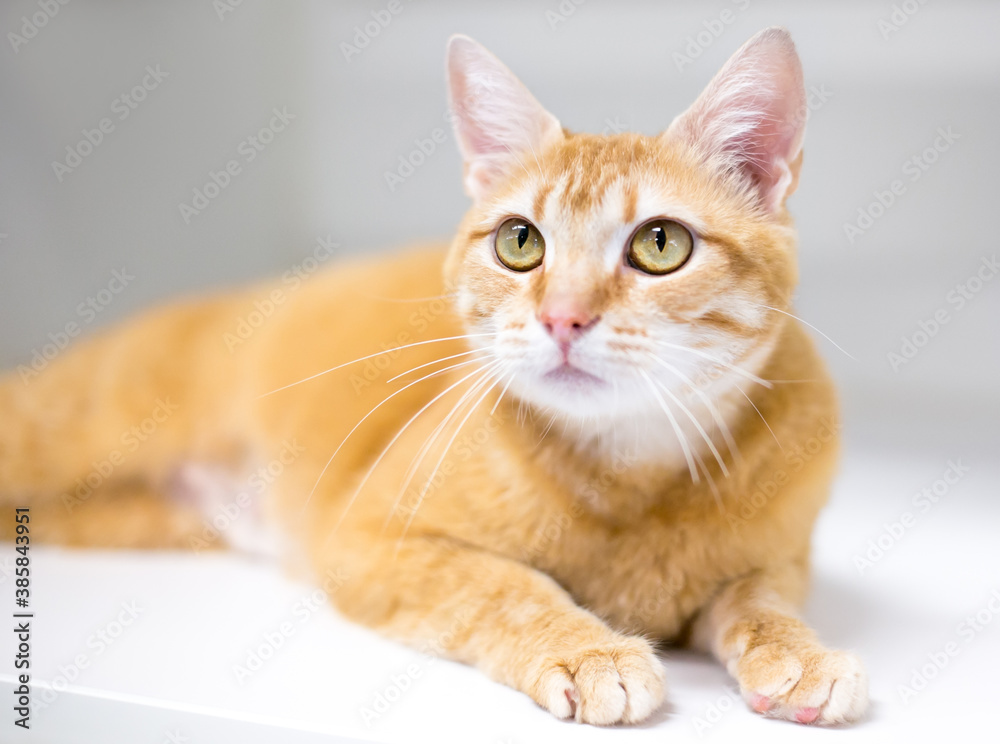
xmin=0 ymin=298 xmax=256 ymax=549
xmin=0 ymin=476 xmax=208 ymax=549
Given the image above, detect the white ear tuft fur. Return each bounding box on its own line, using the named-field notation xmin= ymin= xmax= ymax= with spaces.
xmin=446 ymin=35 xmax=563 ymax=202
xmin=666 ymin=27 xmax=807 ymax=212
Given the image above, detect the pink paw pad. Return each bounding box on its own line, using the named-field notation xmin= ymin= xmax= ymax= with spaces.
xmin=750 ymin=693 xmax=772 ymax=713
xmin=796 ymin=707 xmax=820 ymax=724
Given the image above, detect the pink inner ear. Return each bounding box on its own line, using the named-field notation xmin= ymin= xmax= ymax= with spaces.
xmin=446 ymin=35 xmax=562 ymax=202
xmin=668 ymin=28 xmax=806 ymax=212
xmin=718 ymin=78 xmax=803 ymax=206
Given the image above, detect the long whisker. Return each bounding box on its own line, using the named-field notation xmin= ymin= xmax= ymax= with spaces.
xmin=384 ymin=361 xmax=504 ymax=531
xmin=651 ymin=340 xmax=773 ymax=389
xmin=638 ymin=368 xmax=699 ymax=484
xmin=384 ymin=371 xmax=498 ymax=539
xmin=735 ymin=381 xmax=783 ymax=451
xmin=414 ymin=368 xmax=505 ymax=500
xmin=387 ymin=347 xmax=490 ymax=383
xmin=258 ymin=333 xmax=497 ymax=398
xmin=490 ymin=368 xmax=516 ymax=417
xmin=395 ymin=366 xmax=507 ymax=553
xmin=749 ymin=302 xmax=857 ymax=361
xmin=323 ymin=360 xmax=498 ymax=542
xmin=397 ymin=359 xmax=500 ymax=491
xmin=647 ymin=353 xmax=740 ymax=462
xmin=531 ymin=409 xmax=557 ymax=453
xmin=650 ymin=376 xmax=730 ymax=478
xmin=398 ymin=372 xmax=484 ymax=489
xmin=299 ymin=355 xmax=491 ymax=516
xmin=692 ymin=443 xmax=725 ymax=514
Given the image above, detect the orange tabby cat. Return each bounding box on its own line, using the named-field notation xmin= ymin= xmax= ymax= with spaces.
xmin=0 ymin=28 xmax=868 ymax=726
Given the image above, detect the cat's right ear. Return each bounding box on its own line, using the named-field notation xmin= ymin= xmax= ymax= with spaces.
xmin=446 ymin=35 xmax=563 ymax=202
xmin=664 ymin=27 xmax=807 ymax=213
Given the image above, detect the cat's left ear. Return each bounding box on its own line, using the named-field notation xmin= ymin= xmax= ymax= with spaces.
xmin=447 ymin=35 xmax=563 ymax=202
xmin=665 ymin=27 xmax=806 ymax=213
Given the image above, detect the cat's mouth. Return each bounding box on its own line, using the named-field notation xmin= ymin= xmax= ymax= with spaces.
xmin=543 ymin=363 xmax=605 ymax=387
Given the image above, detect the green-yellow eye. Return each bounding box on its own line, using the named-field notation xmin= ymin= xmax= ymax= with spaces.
xmin=495 ymin=218 xmax=545 ymax=272
xmin=627 ymin=219 xmax=693 ymax=275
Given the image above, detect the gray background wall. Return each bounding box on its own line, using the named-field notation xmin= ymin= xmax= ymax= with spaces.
xmin=2 ymin=0 xmax=997 ymax=459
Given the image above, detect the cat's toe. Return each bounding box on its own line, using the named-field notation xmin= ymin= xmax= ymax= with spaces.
xmin=613 ymin=644 xmax=666 ymax=723
xmin=813 ymin=652 xmax=868 ymax=724
xmin=535 ymin=636 xmax=666 ymax=725
xmin=737 ymin=643 xmax=868 ymax=725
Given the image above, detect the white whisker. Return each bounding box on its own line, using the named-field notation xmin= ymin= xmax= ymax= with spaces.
xmin=387 ymin=347 xmax=491 ymax=383
xmin=395 ymin=367 xmax=507 ymax=553
xmin=749 ymin=302 xmax=857 ymax=361
xmin=532 ymin=410 xmax=557 ymax=452
xmin=258 ymin=333 xmax=497 ymax=398
xmin=652 ymin=340 xmax=772 ymax=389
xmin=647 ymin=353 xmax=740 ymax=463
xmin=735 ymin=381 xmax=783 ymax=451
xmin=322 ymin=360 xmax=499 ymax=543
xmin=490 ymin=369 xmax=516 ymax=416
xmin=300 ymin=355 xmax=491 ymax=516
xmin=385 ymin=361 xmax=504 ymax=530
xmin=650 ymin=376 xmax=730 ymax=478
xmin=692 ymin=445 xmax=725 ymax=514
xmin=638 ymin=368 xmax=699 ymax=484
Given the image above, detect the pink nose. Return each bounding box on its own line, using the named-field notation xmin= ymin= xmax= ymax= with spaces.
xmin=538 ymin=305 xmax=599 ymax=347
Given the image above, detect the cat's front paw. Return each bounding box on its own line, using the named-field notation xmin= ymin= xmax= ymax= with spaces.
xmin=532 ymin=636 xmax=666 ymax=725
xmin=736 ymin=642 xmax=868 ymax=725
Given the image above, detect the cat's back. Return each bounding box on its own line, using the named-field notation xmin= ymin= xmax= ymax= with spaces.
xmin=252 ymin=241 xmax=463 ymax=397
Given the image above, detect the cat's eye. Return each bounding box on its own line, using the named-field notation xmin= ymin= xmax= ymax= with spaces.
xmin=495 ymin=218 xmax=545 ymax=272
xmin=627 ymin=219 xmax=693 ymax=275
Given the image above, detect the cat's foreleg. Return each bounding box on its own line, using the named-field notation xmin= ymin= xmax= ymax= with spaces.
xmin=328 ymin=534 xmax=666 ymax=725
xmin=690 ymin=568 xmax=868 ymax=725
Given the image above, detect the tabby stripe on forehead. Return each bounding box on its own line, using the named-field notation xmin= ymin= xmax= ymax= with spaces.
xmin=622 ymin=184 xmax=637 ymax=225
xmin=532 ymin=181 xmax=555 ymax=222
xmin=553 ymin=137 xmax=631 ymax=215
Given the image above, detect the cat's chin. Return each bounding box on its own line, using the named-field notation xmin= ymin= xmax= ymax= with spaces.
xmin=542 ymin=363 xmax=606 ymax=387
xmin=510 ymin=365 xmax=638 ymax=422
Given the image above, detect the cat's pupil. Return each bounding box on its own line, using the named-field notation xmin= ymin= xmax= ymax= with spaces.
xmin=654 ymin=227 xmax=666 ymax=252
xmin=517 ymin=226 xmax=529 ymax=249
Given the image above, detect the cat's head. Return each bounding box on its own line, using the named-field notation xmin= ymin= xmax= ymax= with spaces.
xmin=444 ymin=29 xmax=807 ymax=425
